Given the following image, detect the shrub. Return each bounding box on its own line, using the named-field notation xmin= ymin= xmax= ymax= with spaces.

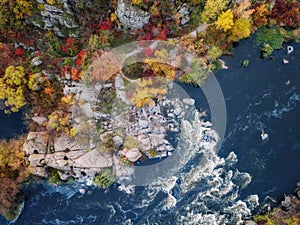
xmin=93 ymin=169 xmax=115 ymax=188
xmin=256 ymin=27 xmax=284 ymax=50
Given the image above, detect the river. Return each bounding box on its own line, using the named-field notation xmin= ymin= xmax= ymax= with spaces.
xmin=1 ymin=37 xmax=299 ymax=225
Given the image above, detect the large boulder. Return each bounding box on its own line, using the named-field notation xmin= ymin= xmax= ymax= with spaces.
xmin=113 ymin=135 xmax=124 ymax=148
xmin=32 ymin=116 xmax=48 ymax=126
xmin=125 ymin=148 xmax=142 ymax=162
xmin=23 ymin=132 xmax=49 ymax=155
xmin=28 ymin=2 xmax=78 ymax=37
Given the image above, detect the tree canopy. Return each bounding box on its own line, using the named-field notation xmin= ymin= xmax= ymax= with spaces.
xmin=200 ymin=0 xmax=230 ymax=23
xmin=215 ymin=9 xmax=234 ymax=32
xmin=0 ymin=65 xmax=27 ymax=113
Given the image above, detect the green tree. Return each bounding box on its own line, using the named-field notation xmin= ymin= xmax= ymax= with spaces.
xmin=0 ymin=65 xmax=27 ymax=113
xmin=200 ymin=0 xmax=230 ymax=23
xmin=229 ymin=18 xmax=251 ymax=42
xmin=215 ymin=9 xmax=234 ymax=32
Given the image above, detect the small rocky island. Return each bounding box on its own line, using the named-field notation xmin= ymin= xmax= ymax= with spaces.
xmin=24 ymin=70 xmax=202 ymax=188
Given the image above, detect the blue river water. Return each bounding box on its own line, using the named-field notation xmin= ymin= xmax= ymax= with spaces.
xmin=1 ymin=37 xmax=299 ymax=224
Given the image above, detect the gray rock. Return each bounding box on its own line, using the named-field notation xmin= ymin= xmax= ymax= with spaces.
xmin=125 ymin=148 xmax=142 ymax=162
xmin=176 ymin=3 xmax=190 ymax=25
xmin=174 ymin=107 xmax=182 ymax=116
xmin=32 ymin=116 xmax=48 ymax=126
xmin=138 ymin=119 xmax=149 ymax=128
xmin=113 ymin=135 xmax=124 ymax=148
xmin=95 ymin=82 xmax=103 ymax=92
xmin=149 ymin=133 xmax=165 ymax=147
xmin=112 ymin=155 xmax=134 ymax=182
xmin=58 ymin=171 xmax=72 ymax=181
xmin=137 ymin=134 xmax=151 ymax=151
xmin=103 ymin=83 xmax=113 ymax=89
xmin=116 ymin=0 xmax=150 ymax=30
xmin=281 ymin=195 xmax=292 ymax=209
xmin=32 ymin=3 xmax=78 ymax=37
xmin=44 ymin=4 xmax=63 ymax=13
xmin=31 ymin=57 xmax=43 ymax=66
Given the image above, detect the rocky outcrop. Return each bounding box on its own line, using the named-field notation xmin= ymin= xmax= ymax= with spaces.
xmin=24 ymin=132 xmax=113 ymax=180
xmin=116 ymin=0 xmax=150 ymax=30
xmin=28 ymin=1 xmax=78 ymax=37
xmin=175 ymin=3 xmax=190 ymax=25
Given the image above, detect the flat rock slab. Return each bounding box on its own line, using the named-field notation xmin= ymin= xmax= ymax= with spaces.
xmin=54 ymin=134 xmax=79 ymax=152
xmin=73 ymin=149 xmax=113 ymax=168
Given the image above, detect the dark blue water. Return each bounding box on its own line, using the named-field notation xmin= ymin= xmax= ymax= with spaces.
xmin=0 ymin=111 xmax=26 ymax=139
xmin=216 ymin=39 xmax=300 ymax=200
xmin=1 ymin=38 xmax=300 ymax=224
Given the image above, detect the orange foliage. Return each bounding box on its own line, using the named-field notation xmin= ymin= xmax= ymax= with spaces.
xmin=0 ymin=138 xmax=29 ymax=220
xmin=232 ymin=0 xmax=254 ymax=19
xmin=252 ymin=4 xmax=270 ymax=29
xmin=44 ymin=87 xmax=54 ymax=95
xmin=90 ymin=50 xmax=121 ymax=83
xmin=71 ymin=67 xmax=80 ymax=81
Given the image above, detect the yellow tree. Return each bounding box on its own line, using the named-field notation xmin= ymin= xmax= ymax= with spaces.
xmin=215 ymin=9 xmax=234 ymax=32
xmin=0 ymin=0 xmax=32 ymax=31
xmin=229 ymin=18 xmax=251 ymax=42
xmin=0 ymin=65 xmax=27 ymax=113
xmin=129 ymin=78 xmax=167 ymax=108
xmin=13 ymin=0 xmax=33 ymax=20
xmin=200 ymin=0 xmax=230 ymax=22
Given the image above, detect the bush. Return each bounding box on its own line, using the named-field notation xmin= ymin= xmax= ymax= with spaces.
xmin=93 ymin=169 xmax=115 ymax=188
xmin=260 ymin=43 xmax=273 ymax=59
xmin=256 ymin=27 xmax=284 ymax=50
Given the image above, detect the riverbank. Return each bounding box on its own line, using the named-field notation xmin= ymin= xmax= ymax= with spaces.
xmin=1 ymin=0 xmax=300 ymax=223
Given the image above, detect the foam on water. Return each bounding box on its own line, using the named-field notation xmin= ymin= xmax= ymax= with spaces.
xmin=113 ymin=111 xmax=259 ymax=224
